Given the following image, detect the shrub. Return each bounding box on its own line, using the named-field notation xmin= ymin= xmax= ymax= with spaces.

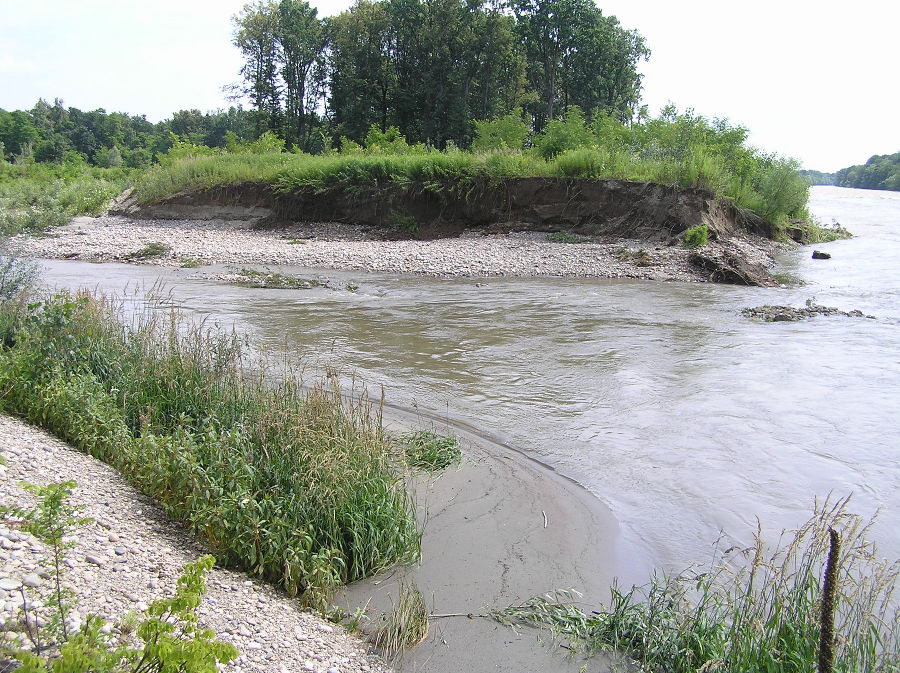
xmin=472 ymin=111 xmax=530 ymax=152
xmin=534 ymin=107 xmax=594 ymax=160
xmin=683 ymin=224 xmax=708 ymax=248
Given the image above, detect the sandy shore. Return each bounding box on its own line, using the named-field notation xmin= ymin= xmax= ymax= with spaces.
xmin=12 ymin=215 xmax=778 ymax=282
xmin=0 ymin=407 xmax=622 ymax=673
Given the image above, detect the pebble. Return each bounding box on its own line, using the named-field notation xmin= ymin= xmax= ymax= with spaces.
xmin=22 ymin=573 xmax=42 ymax=588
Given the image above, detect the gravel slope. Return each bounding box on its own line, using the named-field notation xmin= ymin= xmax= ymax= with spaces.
xmin=0 ymin=414 xmax=390 ymax=673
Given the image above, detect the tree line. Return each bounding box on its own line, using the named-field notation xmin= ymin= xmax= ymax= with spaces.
xmin=232 ymin=0 xmax=649 ymax=151
xmin=802 ymin=152 xmax=900 ymax=192
xmin=1 ymin=0 xmax=648 ymax=166
xmin=0 ymin=100 xmax=256 ymax=167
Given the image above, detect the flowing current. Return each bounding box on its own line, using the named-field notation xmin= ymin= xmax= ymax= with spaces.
xmin=39 ymin=186 xmax=900 ymax=576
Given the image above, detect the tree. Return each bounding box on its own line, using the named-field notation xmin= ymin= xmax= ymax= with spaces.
xmin=233 ymin=1 xmax=282 ymax=137
xmin=509 ymin=0 xmax=647 ymax=131
xmin=327 ymin=0 xmax=396 ymax=141
xmin=277 ymin=0 xmax=326 ymax=149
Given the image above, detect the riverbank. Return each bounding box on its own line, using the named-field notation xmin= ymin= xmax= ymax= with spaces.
xmin=0 ymin=402 xmax=623 ymax=673
xmin=0 ymin=414 xmax=391 ymax=673
xmin=13 ymin=214 xmax=781 ymax=283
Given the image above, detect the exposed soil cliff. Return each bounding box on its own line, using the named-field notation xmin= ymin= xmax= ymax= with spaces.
xmin=114 ymin=178 xmax=776 ymax=244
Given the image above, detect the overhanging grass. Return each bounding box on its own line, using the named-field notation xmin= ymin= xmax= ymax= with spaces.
xmin=130 ymin=147 xmax=809 ymax=226
xmin=0 ymin=291 xmax=420 ymax=607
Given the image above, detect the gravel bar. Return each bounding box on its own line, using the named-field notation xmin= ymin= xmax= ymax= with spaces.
xmin=12 ymin=215 xmax=778 ymax=282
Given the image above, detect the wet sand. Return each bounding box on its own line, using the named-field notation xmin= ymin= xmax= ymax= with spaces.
xmin=340 ymin=405 xmax=623 ymax=673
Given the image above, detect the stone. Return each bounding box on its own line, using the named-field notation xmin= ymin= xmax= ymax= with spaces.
xmin=0 ymin=578 xmax=20 ymax=591
xmin=85 ymin=554 xmax=105 ymax=566
xmin=22 ymin=573 xmax=42 ymax=588
xmin=812 ymin=250 xmax=832 ymax=259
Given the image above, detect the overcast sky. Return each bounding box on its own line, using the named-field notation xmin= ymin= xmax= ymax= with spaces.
xmin=1 ymin=0 xmax=897 ymax=171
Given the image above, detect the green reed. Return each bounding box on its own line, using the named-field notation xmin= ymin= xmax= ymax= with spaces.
xmin=493 ymin=498 xmax=898 ymax=672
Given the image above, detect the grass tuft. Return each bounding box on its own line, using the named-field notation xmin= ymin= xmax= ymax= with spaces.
xmin=398 ymin=430 xmax=461 ymax=472
xmin=126 ymin=241 xmax=172 ymax=261
xmin=492 ymin=498 xmax=898 ymax=672
xmin=373 ymin=583 xmax=429 ymax=661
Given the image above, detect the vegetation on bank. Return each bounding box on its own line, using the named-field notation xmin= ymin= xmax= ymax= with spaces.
xmin=0 ymin=162 xmax=131 ymax=236
xmin=493 ymin=499 xmax=899 ymax=672
xmin=802 ymin=151 xmax=900 ymax=192
xmin=0 ymin=290 xmax=421 ymax=609
xmin=132 ymin=106 xmax=811 ymax=227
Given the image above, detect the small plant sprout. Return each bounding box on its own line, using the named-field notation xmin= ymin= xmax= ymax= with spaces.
xmin=0 ymin=482 xmax=237 ymax=671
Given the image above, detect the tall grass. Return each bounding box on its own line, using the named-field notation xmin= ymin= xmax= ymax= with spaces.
xmin=0 ymin=291 xmax=420 ymax=606
xmin=0 ymin=162 xmax=131 ymax=236
xmin=131 ymin=146 xmax=808 ymax=227
xmin=493 ymin=498 xmax=898 ymax=672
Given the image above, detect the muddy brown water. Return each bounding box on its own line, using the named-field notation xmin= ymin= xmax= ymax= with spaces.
xmin=37 ymin=185 xmax=900 ymax=643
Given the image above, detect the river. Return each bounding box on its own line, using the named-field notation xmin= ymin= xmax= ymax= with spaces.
xmin=38 ymin=185 xmax=900 ymax=580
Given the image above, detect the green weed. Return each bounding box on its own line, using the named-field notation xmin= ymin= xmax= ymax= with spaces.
xmin=683 ymin=224 xmax=709 ymax=248
xmin=398 ymin=430 xmax=461 ymax=472
xmin=0 ymin=481 xmax=237 ymax=671
xmin=0 ymin=292 xmax=421 ymax=605
xmin=126 ymin=241 xmax=172 ymax=260
xmin=373 ymin=583 xmax=429 ymax=661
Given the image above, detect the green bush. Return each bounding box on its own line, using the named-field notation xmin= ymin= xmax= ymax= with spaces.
xmin=472 ymin=111 xmax=530 ymax=152
xmin=534 ymin=106 xmax=594 ymax=160
xmin=683 ymin=224 xmax=708 ymax=248
xmin=0 ymin=162 xmax=130 ymax=236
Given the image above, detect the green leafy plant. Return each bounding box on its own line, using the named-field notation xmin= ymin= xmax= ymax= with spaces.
xmin=0 ymin=481 xmax=237 ymax=671
xmin=388 ymin=210 xmax=419 ymax=235
xmin=683 ymin=224 xmax=709 ymax=248
xmin=0 ymin=480 xmax=90 ymax=646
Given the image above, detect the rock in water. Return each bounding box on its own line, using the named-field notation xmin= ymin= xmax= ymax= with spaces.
xmin=812 ymin=250 xmax=832 ymax=259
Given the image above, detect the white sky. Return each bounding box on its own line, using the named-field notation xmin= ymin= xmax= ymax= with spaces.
xmin=1 ymin=0 xmax=897 ymax=171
